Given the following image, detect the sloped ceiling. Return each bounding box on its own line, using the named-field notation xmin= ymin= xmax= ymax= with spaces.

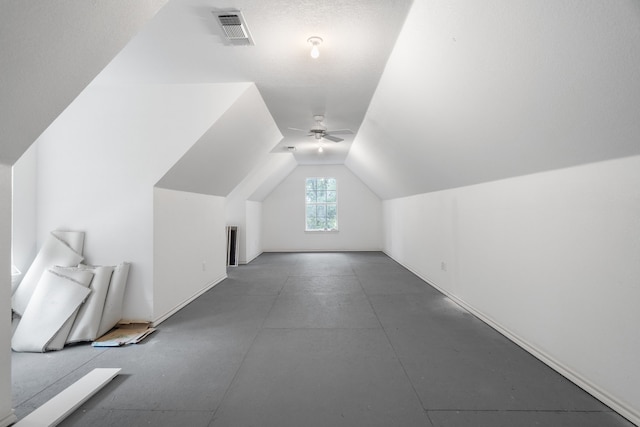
xmin=155 ymin=84 xmax=283 ymax=196
xmin=6 ymin=0 xmax=638 ymax=200
xmin=227 ymin=153 xmax=298 ymax=203
xmin=249 ymin=155 xmax=298 ymax=202
xmin=90 ymin=0 xmax=413 ymax=165
xmin=346 ymin=0 xmax=640 ymax=200
xmin=0 ymin=0 xmax=167 ymax=165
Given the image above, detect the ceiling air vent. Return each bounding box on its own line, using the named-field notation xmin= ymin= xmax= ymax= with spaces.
xmin=213 ymin=10 xmax=254 ymax=46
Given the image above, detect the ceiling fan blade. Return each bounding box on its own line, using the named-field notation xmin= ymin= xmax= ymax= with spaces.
xmin=325 ymin=129 xmax=353 ymax=135
xmin=287 ymin=127 xmax=308 ymax=133
xmin=322 ymin=134 xmax=343 ymax=143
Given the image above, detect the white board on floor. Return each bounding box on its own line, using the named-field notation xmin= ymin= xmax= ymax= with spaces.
xmin=14 ymin=368 xmax=121 ymax=427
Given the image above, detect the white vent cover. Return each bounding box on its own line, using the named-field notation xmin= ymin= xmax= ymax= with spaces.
xmin=213 ymin=10 xmax=254 ymax=46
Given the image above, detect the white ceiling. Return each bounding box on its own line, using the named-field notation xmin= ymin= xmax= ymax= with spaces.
xmin=4 ymin=0 xmax=639 ymax=201
xmin=0 ymin=0 xmax=166 ymax=165
xmin=347 ymin=0 xmax=640 ymax=199
xmin=156 ymin=84 xmax=282 ymax=196
xmin=92 ymin=0 xmax=414 ymax=165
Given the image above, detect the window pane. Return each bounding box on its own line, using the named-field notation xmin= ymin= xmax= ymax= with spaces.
xmin=306 ymin=204 xmax=316 ymax=218
xmin=327 ymin=204 xmax=337 ymax=230
xmin=306 ymin=205 xmax=316 ymax=229
xmin=306 ymin=190 xmax=316 ymax=203
xmin=316 ymin=204 xmax=326 ymax=218
xmin=306 ymin=178 xmax=316 ymax=191
xmin=305 ymin=177 xmax=337 ymax=231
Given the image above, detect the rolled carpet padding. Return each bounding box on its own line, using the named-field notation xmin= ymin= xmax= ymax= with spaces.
xmin=11 ymin=264 xmax=22 ymax=296
xmin=46 ymin=267 xmax=95 ymax=351
xmin=51 ymin=230 xmax=85 ymax=255
xmin=12 ymin=232 xmax=84 ymax=316
xmin=96 ymin=262 xmax=130 ymax=338
xmin=12 ymin=269 xmax=92 ymax=352
xmin=66 ymin=265 xmax=114 ymax=343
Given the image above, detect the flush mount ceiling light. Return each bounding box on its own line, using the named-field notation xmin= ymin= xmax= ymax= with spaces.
xmin=307 ymin=36 xmax=323 ymax=59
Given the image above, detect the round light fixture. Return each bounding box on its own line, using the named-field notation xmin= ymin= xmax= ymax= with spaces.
xmin=307 ymin=36 xmax=323 ymax=59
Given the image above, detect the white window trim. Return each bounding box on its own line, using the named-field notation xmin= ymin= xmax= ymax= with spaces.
xmin=305 ymin=177 xmax=339 ymax=232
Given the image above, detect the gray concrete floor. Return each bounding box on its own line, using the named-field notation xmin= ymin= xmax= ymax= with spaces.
xmin=11 ymin=252 xmax=634 ymax=426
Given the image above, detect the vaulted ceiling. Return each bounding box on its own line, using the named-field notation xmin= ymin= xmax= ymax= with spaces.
xmin=0 ymin=0 xmax=167 ymax=165
xmin=91 ymin=0 xmax=413 ymax=165
xmin=3 ymin=0 xmax=640 ymax=200
xmin=348 ymin=0 xmax=640 ymax=198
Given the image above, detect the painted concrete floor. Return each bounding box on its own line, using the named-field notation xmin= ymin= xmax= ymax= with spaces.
xmin=11 ymin=252 xmax=634 ymax=427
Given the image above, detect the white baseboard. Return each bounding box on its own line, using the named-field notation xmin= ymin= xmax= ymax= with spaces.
xmin=262 ymin=249 xmax=383 ymax=253
xmin=382 ymin=251 xmax=640 ymax=427
xmin=151 ymin=274 xmax=227 ymax=327
xmin=0 ymin=411 xmax=17 ymax=427
xmin=241 ymin=251 xmax=263 ymax=265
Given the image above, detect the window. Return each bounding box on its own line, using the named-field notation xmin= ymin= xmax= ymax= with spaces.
xmin=305 ymin=177 xmax=338 ymax=231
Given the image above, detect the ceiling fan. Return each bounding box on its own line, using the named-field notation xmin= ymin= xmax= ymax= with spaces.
xmin=288 ymin=115 xmax=353 ymax=143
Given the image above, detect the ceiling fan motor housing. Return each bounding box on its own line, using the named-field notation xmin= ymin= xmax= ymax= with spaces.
xmin=310 ymin=128 xmax=325 ymax=139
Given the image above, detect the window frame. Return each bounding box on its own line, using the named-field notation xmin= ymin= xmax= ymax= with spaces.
xmin=305 ymin=177 xmax=339 ymax=232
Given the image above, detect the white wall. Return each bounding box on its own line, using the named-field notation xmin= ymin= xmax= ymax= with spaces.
xmin=262 ymin=165 xmax=382 ymax=252
xmin=0 ymin=165 xmax=17 ymax=426
xmin=225 ymin=195 xmax=248 ymax=264
xmin=225 ymin=199 xmax=263 ymax=265
xmin=33 ymin=82 xmax=248 ymax=320
xmin=383 ymin=155 xmax=640 ymax=425
xmin=245 ymin=201 xmax=262 ymax=263
xmin=224 ymin=199 xmax=263 ymax=265
xmin=153 ymin=188 xmax=226 ymax=324
xmin=11 ymin=144 xmax=37 ymax=280
xmin=225 ymin=153 xmax=297 ymax=264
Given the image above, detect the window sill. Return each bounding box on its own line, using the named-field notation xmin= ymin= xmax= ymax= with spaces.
xmin=305 ymin=229 xmax=339 ymax=233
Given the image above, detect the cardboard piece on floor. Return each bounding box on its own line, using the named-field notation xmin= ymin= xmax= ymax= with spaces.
xmin=14 ymin=368 xmax=120 ymax=427
xmin=92 ymin=322 xmax=156 ymax=347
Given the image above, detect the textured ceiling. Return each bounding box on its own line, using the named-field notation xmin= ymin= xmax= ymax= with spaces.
xmin=92 ymin=0 xmax=413 ymax=165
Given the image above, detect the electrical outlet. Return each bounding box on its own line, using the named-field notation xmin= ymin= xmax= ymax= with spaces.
xmin=441 ymin=262 xmax=447 ymax=272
